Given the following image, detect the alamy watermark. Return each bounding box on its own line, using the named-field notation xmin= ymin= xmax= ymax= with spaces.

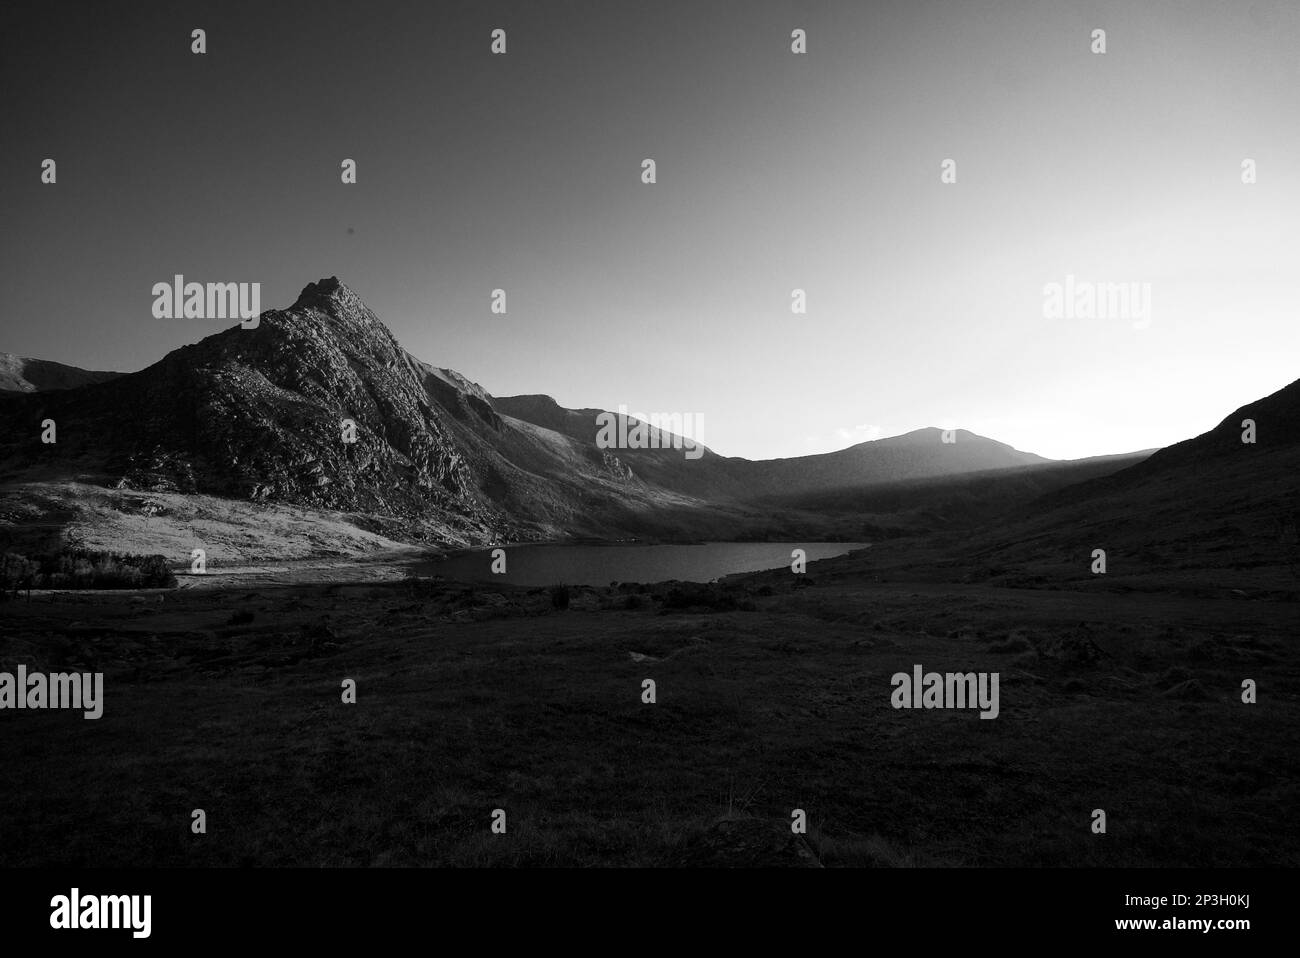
xmin=595 ymin=405 xmax=704 ymax=460
xmin=891 ymin=664 xmax=999 ymax=719
xmin=50 ymin=888 xmax=150 ymax=938
xmin=1042 ymin=274 xmax=1151 ymax=330
xmin=0 ymin=667 xmax=103 ymax=719
xmin=152 ymin=274 xmax=261 ymax=328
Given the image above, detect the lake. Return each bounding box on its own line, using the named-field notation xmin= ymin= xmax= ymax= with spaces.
xmin=413 ymin=541 xmax=869 ymax=587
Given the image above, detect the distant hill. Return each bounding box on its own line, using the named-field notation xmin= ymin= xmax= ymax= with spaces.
xmin=887 ymin=378 xmax=1300 ymax=593
xmin=493 ymin=401 xmax=1051 ymax=502
xmin=0 ymin=353 xmax=121 ymax=393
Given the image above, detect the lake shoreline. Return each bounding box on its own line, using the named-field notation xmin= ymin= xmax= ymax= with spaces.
xmin=417 ymin=540 xmax=873 ymax=588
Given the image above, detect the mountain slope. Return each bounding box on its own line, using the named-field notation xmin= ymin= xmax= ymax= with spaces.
xmin=0 ymin=279 xmax=510 ymax=542
xmin=0 ymin=279 xmax=715 ymax=543
xmin=0 ymin=353 xmax=122 ymax=393
xmin=0 ymin=277 xmax=1152 ymax=550
xmin=493 ymin=399 xmax=1051 ymax=502
xmin=1119 ymin=377 xmax=1300 ymax=477
xmin=883 ymin=377 xmax=1300 ymax=593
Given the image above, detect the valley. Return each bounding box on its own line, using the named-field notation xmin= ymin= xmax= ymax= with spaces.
xmin=1 ymin=278 xmax=1295 ymax=868
xmin=0 ymin=536 xmax=1293 ymax=867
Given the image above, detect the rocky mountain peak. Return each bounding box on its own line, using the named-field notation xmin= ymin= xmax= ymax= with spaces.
xmin=254 ymin=276 xmax=403 ymax=365
xmin=292 ymin=276 xmax=359 ymax=310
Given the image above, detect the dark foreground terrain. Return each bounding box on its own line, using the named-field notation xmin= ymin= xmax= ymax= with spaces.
xmin=2 ymin=543 xmax=1294 ymax=868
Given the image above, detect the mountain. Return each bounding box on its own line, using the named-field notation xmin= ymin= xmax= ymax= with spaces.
xmin=1 ymin=279 xmax=507 ymax=543
xmin=0 ymin=279 xmax=704 ymax=543
xmin=1117 ymin=377 xmax=1300 ymax=477
xmin=895 ymin=377 xmax=1300 ymax=593
xmin=0 ymin=353 xmax=122 ymax=393
xmin=492 ymin=400 xmax=1051 ymax=502
xmin=724 ymin=428 xmax=1048 ymax=499
xmin=0 ymin=278 xmax=1150 ymax=549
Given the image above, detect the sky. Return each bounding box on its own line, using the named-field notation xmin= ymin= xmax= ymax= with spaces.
xmin=2 ymin=0 xmax=1297 ymax=461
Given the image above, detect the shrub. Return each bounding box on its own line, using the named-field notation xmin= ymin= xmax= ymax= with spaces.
xmin=0 ymin=548 xmax=177 ymax=591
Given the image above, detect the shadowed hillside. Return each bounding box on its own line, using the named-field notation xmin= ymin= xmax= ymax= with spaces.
xmin=818 ymin=376 xmax=1300 ymax=596
xmin=0 ymin=352 xmax=121 ymax=393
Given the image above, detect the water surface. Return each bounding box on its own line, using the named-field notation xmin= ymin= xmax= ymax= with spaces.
xmin=414 ymin=541 xmax=869 ymax=587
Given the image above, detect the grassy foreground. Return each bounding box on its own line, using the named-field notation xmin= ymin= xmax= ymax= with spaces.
xmin=1 ymin=547 xmax=1295 ymax=868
